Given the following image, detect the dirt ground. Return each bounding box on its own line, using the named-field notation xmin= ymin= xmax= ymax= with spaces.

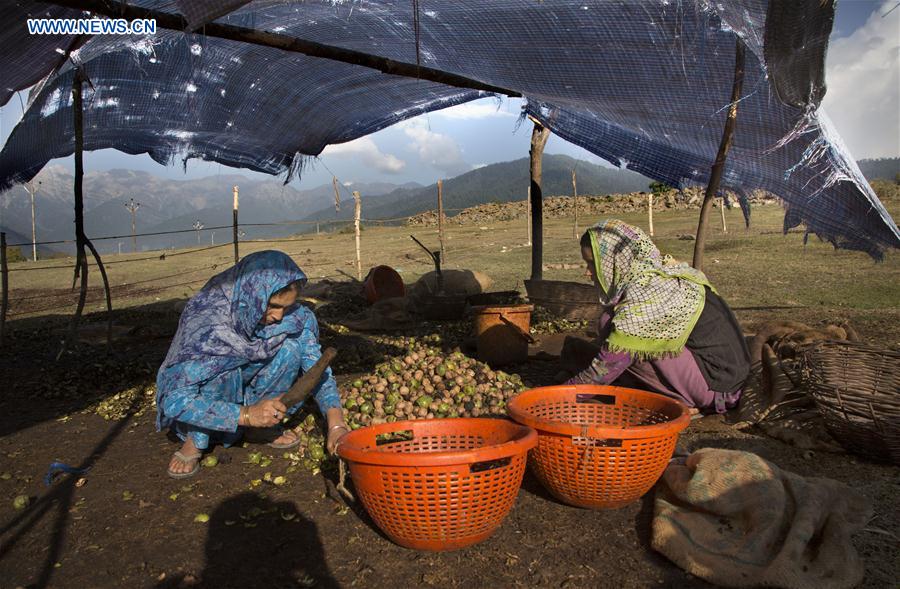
xmin=1 ymin=298 xmax=898 ymax=589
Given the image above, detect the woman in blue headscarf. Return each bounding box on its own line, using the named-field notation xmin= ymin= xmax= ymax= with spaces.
xmin=156 ymin=250 xmax=347 ymax=478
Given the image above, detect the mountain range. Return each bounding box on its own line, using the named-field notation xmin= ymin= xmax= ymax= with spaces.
xmin=1 ymin=155 xmax=897 ymax=257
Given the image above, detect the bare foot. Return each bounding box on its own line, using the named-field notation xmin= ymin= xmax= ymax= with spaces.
xmin=168 ymin=437 xmax=201 ymax=475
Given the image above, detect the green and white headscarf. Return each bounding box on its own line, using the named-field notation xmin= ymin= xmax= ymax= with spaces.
xmin=587 ymin=219 xmax=714 ymax=359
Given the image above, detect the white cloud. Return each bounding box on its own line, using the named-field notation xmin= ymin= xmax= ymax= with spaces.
xmin=401 ymin=119 xmax=470 ymax=176
xmin=321 ymin=136 xmax=406 ymax=174
xmin=822 ymin=2 xmax=900 ymax=158
xmin=472 ymin=163 xmax=488 ymax=170
xmin=431 ymin=98 xmax=520 ymax=120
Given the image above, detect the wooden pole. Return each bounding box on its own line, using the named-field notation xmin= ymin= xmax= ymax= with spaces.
xmin=0 ymin=232 xmax=7 ymax=346
xmin=64 ymin=69 xmax=113 ymax=354
xmin=332 ymin=176 xmax=341 ymax=211
xmin=572 ymin=168 xmax=578 ymax=239
xmin=68 ymin=69 xmax=90 ymax=348
xmin=437 ymin=179 xmax=445 ymax=265
xmin=125 ymin=197 xmax=140 ymax=252
xmin=232 ymin=185 xmax=239 ymax=263
xmin=529 ymin=119 xmax=551 ymax=281
xmin=353 ymin=191 xmax=362 ymax=281
xmin=526 ymin=186 xmax=532 ymax=246
xmin=692 ymin=40 xmax=745 ymax=270
xmin=45 ymin=0 xmax=521 ymax=99
xmin=648 ymin=194 xmax=655 ymax=237
xmin=720 ymin=197 xmax=728 ymax=233
xmin=27 ymin=182 xmax=38 ymax=262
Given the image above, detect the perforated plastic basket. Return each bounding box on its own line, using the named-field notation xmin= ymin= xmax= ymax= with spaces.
xmin=337 ymin=418 xmax=537 ymax=551
xmin=507 ymin=385 xmax=690 ymax=509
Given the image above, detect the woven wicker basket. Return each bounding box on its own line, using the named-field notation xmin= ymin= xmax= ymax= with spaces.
xmin=524 ymin=279 xmax=602 ymax=321
xmin=802 ymin=341 xmax=900 ymax=464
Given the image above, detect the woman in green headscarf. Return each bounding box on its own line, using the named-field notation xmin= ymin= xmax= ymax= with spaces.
xmin=566 ymin=219 xmax=750 ymax=414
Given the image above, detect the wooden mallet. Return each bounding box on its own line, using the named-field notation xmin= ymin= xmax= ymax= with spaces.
xmin=280 ymin=347 xmax=338 ymax=408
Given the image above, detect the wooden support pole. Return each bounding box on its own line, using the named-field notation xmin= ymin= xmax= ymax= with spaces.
xmin=437 ymin=179 xmax=445 ymax=265
xmin=572 ymin=168 xmax=578 ymax=239
xmin=720 ymin=197 xmax=728 ymax=233
xmin=0 ymin=232 xmax=7 ymax=346
xmin=648 ymin=194 xmax=655 ymax=237
xmin=68 ymin=69 xmax=90 ymax=347
xmin=45 ymin=0 xmax=521 ymax=98
xmin=526 ymin=186 xmax=532 ymax=246
xmin=353 ymin=191 xmax=362 ymax=281
xmin=693 ymin=40 xmax=745 ymax=270
xmin=529 ymin=119 xmax=551 ymax=281
xmin=232 ymin=185 xmax=239 ymax=264
xmin=64 ymin=69 xmax=113 ymax=354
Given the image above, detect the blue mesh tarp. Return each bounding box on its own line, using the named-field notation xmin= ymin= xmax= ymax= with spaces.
xmin=1 ymin=0 xmax=897 ymax=258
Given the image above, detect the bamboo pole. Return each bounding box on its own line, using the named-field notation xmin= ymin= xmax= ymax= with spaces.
xmin=232 ymin=185 xmax=239 ymax=263
xmin=648 ymin=194 xmax=655 ymax=237
xmin=353 ymin=191 xmax=362 ymax=281
xmin=437 ymin=179 xmax=445 ymax=265
xmin=572 ymin=168 xmax=578 ymax=239
xmin=45 ymin=0 xmax=520 ymax=98
xmin=529 ymin=119 xmax=550 ymax=281
xmin=0 ymin=232 xmax=7 ymax=346
xmin=693 ymin=40 xmax=745 ymax=270
xmin=526 ymin=186 xmax=532 ymax=246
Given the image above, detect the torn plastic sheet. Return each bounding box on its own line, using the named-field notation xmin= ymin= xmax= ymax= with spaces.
xmin=0 ymin=0 xmax=896 ymax=258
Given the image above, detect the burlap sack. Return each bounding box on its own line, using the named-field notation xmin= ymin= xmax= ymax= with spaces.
xmin=653 ymin=448 xmax=872 ymax=589
xmin=409 ymin=269 xmax=492 ymax=297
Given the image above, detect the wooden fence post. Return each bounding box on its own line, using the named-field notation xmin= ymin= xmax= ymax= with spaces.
xmin=572 ymin=168 xmax=578 ymax=239
xmin=0 ymin=232 xmax=7 ymax=346
xmin=526 ymin=186 xmax=532 ymax=246
xmin=648 ymin=194 xmax=655 ymax=237
xmin=720 ymin=197 xmax=728 ymax=233
xmin=332 ymin=176 xmax=341 ymax=211
xmin=353 ymin=191 xmax=362 ymax=280
xmin=232 ymin=185 xmax=239 ymax=263
xmin=437 ymin=179 xmax=445 ymax=264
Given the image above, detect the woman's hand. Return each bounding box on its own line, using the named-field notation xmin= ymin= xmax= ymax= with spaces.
xmin=241 ymin=397 xmax=288 ymax=428
xmin=325 ymin=407 xmax=349 ymax=454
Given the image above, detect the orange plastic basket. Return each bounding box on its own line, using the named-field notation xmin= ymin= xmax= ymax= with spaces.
xmin=337 ymin=418 xmax=537 ymax=551
xmin=507 ymin=385 xmax=690 ymax=509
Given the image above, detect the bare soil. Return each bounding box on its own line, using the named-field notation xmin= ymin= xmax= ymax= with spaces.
xmin=1 ymin=301 xmax=897 ymax=589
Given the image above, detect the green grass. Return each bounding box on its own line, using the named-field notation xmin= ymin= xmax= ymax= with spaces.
xmin=5 ymin=202 xmax=899 ymax=343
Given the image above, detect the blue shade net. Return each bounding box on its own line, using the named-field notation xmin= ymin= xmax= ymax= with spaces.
xmin=0 ymin=0 xmax=897 ymax=258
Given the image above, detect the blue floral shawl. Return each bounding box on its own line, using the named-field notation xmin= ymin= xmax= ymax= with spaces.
xmin=156 ymin=250 xmax=309 ymax=395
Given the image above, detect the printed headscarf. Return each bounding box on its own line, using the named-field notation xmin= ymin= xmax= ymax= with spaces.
xmin=586 ymin=219 xmax=714 ymax=358
xmin=156 ymin=250 xmax=309 ymax=394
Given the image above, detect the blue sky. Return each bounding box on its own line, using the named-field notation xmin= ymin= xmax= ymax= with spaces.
xmin=1 ymin=0 xmax=897 ymax=190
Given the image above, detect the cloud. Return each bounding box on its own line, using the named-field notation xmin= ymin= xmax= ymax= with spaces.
xmin=822 ymin=2 xmax=900 ymax=158
xmin=321 ymin=136 xmax=406 ymax=173
xmin=401 ymin=120 xmax=470 ymax=176
xmin=431 ymin=98 xmax=520 ymax=120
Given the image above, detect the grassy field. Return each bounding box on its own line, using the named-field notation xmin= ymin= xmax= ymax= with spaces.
xmin=5 ymin=200 xmax=899 ymax=343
